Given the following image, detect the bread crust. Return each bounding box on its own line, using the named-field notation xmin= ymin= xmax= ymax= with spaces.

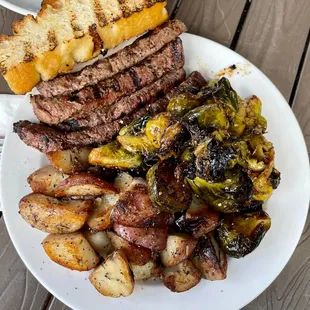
xmin=0 ymin=1 xmax=168 ymax=94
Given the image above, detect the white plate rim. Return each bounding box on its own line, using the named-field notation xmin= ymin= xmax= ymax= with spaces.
xmin=0 ymin=0 xmax=36 ymax=16
xmin=1 ymin=33 xmax=310 ymax=310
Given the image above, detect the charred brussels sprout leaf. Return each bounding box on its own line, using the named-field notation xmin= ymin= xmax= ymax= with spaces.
xmin=194 ymin=139 xmax=236 ymax=181
xmin=119 ymin=116 xmax=152 ymax=136
xmin=158 ymin=123 xmax=189 ymax=160
xmin=167 ymin=94 xmax=202 ymax=116
xmin=212 ymin=77 xmax=239 ymax=112
xmin=145 ymin=113 xmax=172 ymax=148
xmin=117 ymin=135 xmax=156 ymax=155
xmin=146 ymin=160 xmax=192 ymax=213
xmin=217 ymin=211 xmax=271 ymax=258
xmin=186 ymin=169 xmax=253 ymax=213
xmin=269 ymin=168 xmax=281 ymax=189
xmin=88 ymin=141 xmax=143 ymax=170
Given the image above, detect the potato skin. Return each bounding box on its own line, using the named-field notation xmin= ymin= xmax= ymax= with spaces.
xmin=114 ymin=223 xmax=168 ymax=251
xmin=163 ymin=260 xmax=201 ymax=293
xmin=42 ymin=232 xmax=100 ymax=271
xmin=19 ymin=193 xmax=93 ymax=233
xmin=89 ymin=250 xmax=134 ymax=297
xmin=27 ymin=165 xmax=68 ymax=196
xmin=47 ymin=148 xmax=91 ymax=174
xmin=111 ymin=178 xmax=159 ymax=227
xmin=87 ymin=194 xmax=119 ymax=231
xmin=160 ymin=234 xmax=197 ymax=267
xmin=107 ymin=231 xmax=151 ymax=265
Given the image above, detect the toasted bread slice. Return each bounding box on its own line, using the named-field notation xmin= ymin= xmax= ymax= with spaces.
xmin=0 ymin=0 xmax=168 ymax=94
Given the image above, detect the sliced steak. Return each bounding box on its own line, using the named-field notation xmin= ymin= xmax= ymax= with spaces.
xmin=14 ymin=71 xmax=206 ymax=153
xmin=57 ymin=69 xmax=185 ymax=131
xmin=36 ymin=20 xmax=187 ymax=98
xmin=31 ymin=38 xmax=184 ymax=125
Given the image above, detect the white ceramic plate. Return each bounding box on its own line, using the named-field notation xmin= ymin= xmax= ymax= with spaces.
xmin=0 ymin=0 xmax=39 ymax=15
xmin=1 ymin=33 xmax=309 ymax=310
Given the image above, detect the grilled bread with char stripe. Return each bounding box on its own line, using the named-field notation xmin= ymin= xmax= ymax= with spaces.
xmin=0 ymin=0 xmax=168 ymax=94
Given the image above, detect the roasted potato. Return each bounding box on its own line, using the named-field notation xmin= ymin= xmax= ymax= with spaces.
xmin=111 ymin=178 xmax=159 ymax=227
xmin=87 ymin=194 xmax=119 ymax=231
xmin=162 ymin=260 xmax=201 ymax=293
xmin=130 ymin=260 xmax=161 ymax=280
xmin=191 ymin=233 xmax=227 ymax=280
xmin=55 ymin=173 xmax=117 ymax=198
xmin=114 ymin=172 xmax=134 ymax=192
xmin=43 ymin=232 xmax=99 ymax=271
xmin=47 ymin=148 xmax=91 ymax=174
xmin=107 ymin=231 xmax=151 ymax=265
xmin=83 ymin=230 xmax=113 ymax=258
xmin=27 ymin=165 xmax=68 ymax=196
xmin=114 ymin=224 xmax=168 ymax=251
xmin=160 ymin=234 xmax=197 ymax=267
xmin=89 ymin=250 xmax=134 ymax=298
xmin=175 ymin=195 xmax=220 ymax=238
xmin=19 ymin=193 xmax=93 ymax=233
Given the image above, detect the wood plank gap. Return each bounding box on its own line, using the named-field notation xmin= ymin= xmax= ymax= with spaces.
xmin=289 ymin=28 xmax=310 ymax=107
xmin=44 ymin=295 xmax=56 ymax=310
xmin=170 ymin=0 xmax=182 ymax=20
xmin=230 ymin=0 xmax=252 ymax=50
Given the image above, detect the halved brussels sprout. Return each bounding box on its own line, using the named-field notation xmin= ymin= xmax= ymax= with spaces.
xmin=89 ymin=141 xmax=143 ymax=170
xmin=167 ymin=94 xmax=202 ymax=116
xmin=158 ymin=123 xmax=189 ymax=160
xmin=146 ymin=159 xmax=192 ymax=213
xmin=119 ymin=116 xmax=152 ymax=136
xmin=117 ymin=135 xmax=156 ymax=155
xmin=229 ymin=101 xmax=246 ymax=137
xmin=186 ymin=169 xmax=253 ymax=213
xmin=145 ymin=113 xmax=172 ymax=148
xmin=217 ymin=211 xmax=271 ymax=258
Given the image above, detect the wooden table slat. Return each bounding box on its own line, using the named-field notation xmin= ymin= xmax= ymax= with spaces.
xmin=0 ymin=217 xmax=51 ymax=310
xmin=174 ymin=0 xmax=247 ymax=47
xmin=235 ymin=0 xmax=310 ymax=101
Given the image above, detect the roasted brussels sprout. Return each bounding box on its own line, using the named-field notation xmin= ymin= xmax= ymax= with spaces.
xmin=119 ymin=115 xmax=152 ymax=136
xmin=194 ymin=138 xmax=236 ymax=181
xmin=229 ymin=102 xmax=246 ymax=137
xmin=191 ymin=233 xmax=227 ymax=280
xmin=88 ymin=141 xmax=143 ymax=170
xmin=146 ymin=159 xmax=192 ymax=213
xmin=269 ymin=168 xmax=281 ymax=189
xmin=117 ymin=135 xmax=156 ymax=155
xmin=158 ymin=122 xmax=189 ymax=160
xmin=217 ymin=211 xmax=271 ymax=258
xmin=186 ymin=169 xmax=253 ymax=213
xmin=145 ymin=112 xmax=172 ymax=148
xmin=167 ymin=93 xmax=202 ymax=116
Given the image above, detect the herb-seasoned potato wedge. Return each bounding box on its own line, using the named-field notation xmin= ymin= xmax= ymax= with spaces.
xmin=114 ymin=224 xmax=168 ymax=251
xmin=89 ymin=250 xmax=134 ymax=298
xmin=163 ymin=260 xmax=201 ymax=293
xmin=83 ymin=230 xmax=113 ymax=258
xmin=27 ymin=165 xmax=68 ymax=196
xmin=55 ymin=173 xmax=117 ymax=198
xmin=107 ymin=231 xmax=151 ymax=265
xmin=114 ymin=172 xmax=134 ymax=192
xmin=47 ymin=148 xmax=91 ymax=174
xmin=130 ymin=260 xmax=161 ymax=280
xmin=160 ymin=234 xmax=197 ymax=267
xmin=111 ymin=178 xmax=159 ymax=227
xmin=87 ymin=194 xmax=119 ymax=231
xmin=43 ymin=233 xmax=99 ymax=271
xmin=19 ymin=193 xmax=93 ymax=233
xmin=191 ymin=233 xmax=227 ymax=281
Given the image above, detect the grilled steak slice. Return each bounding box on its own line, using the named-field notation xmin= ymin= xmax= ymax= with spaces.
xmin=36 ymin=20 xmax=187 ymax=98
xmin=57 ymin=69 xmax=185 ymax=131
xmin=31 ymin=38 xmax=184 ymax=125
xmin=14 ymin=71 xmax=206 ymax=153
